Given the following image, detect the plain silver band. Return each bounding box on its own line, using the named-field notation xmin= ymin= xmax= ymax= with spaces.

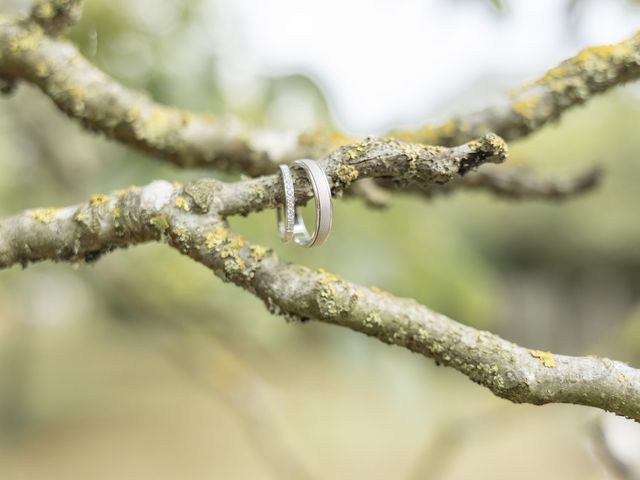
xmin=291 ymin=159 xmax=333 ymax=248
xmin=277 ymin=164 xmax=295 ymax=243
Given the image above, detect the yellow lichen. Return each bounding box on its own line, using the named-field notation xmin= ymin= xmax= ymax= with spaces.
xmin=150 ymin=215 xmax=170 ymax=232
xmin=175 ymin=195 xmax=190 ymax=212
xmin=89 ymin=194 xmax=109 ymax=207
xmin=529 ymin=350 xmax=556 ymax=368
xmin=28 ymin=207 xmax=58 ymax=224
xmin=511 ymin=94 xmax=541 ymax=119
xmin=363 ymin=311 xmax=382 ymax=328
xmin=9 ymin=27 xmax=42 ymax=53
xmin=66 ymin=85 xmax=86 ymax=113
xmin=126 ymin=103 xmax=142 ymax=123
xmin=73 ymin=208 xmax=89 ymax=225
xmin=112 ymin=207 xmax=121 ymax=218
xmin=206 ymin=226 xmax=229 ymax=249
xmin=180 ymin=112 xmax=191 ymax=126
xmin=298 ymin=129 xmax=352 ymax=152
xmin=35 ymin=62 xmax=49 ymax=77
xmin=222 ymin=236 xmax=245 ymax=253
xmin=145 ymin=108 xmax=169 ymax=138
xmin=35 ymin=2 xmax=54 ymax=19
xmin=370 ymin=286 xmax=391 ymax=297
xmin=335 ymin=164 xmax=359 ymax=185
xmin=112 ymin=185 xmax=139 ymax=199
xmin=219 ymin=235 xmax=246 ymax=274
xmin=249 ymin=244 xmax=269 ymax=261
xmin=618 ymin=374 xmax=626 ymax=383
xmin=172 ymin=226 xmax=189 ymax=244
xmin=318 ymin=268 xmax=340 ymax=285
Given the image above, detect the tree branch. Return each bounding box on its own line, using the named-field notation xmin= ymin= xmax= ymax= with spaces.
xmin=0 ymin=135 xmax=638 ymax=421
xmin=0 ymin=134 xmax=507 ymax=267
xmin=0 ymin=13 xmax=637 ymax=177
xmin=0 ymin=15 xmax=294 ymax=175
xmin=392 ymin=31 xmax=640 ymax=146
xmin=30 ymin=0 xmax=82 ymax=36
xmin=409 ymin=165 xmax=603 ymax=201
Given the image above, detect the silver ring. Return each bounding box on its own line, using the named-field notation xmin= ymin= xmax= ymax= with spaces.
xmin=290 ymin=159 xmax=332 ymax=248
xmin=277 ymin=164 xmax=295 ymax=243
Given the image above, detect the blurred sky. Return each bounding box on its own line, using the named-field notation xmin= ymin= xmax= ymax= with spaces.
xmin=206 ymin=0 xmax=640 ymax=132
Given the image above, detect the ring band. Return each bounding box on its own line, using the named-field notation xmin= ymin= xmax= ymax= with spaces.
xmin=290 ymin=159 xmax=332 ymax=248
xmin=277 ymin=164 xmax=295 ymax=243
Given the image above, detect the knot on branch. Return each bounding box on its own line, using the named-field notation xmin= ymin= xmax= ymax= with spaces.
xmin=31 ymin=0 xmax=82 ymax=36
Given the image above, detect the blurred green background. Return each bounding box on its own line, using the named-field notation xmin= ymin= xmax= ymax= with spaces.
xmin=0 ymin=0 xmax=640 ymax=478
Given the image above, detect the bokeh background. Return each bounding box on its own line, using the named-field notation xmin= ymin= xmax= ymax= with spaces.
xmin=1 ymin=0 xmax=640 ymax=478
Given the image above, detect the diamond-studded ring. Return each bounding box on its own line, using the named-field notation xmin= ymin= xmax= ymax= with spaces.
xmin=277 ymin=164 xmax=295 ymax=243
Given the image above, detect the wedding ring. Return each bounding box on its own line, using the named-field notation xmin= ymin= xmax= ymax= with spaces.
xmin=277 ymin=164 xmax=295 ymax=243
xmin=290 ymin=159 xmax=332 ymax=248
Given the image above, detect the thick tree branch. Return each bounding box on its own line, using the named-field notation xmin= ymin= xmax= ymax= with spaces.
xmin=0 ymin=183 xmax=638 ymax=421
xmin=0 ymin=135 xmax=507 ymax=267
xmin=392 ymin=31 xmax=640 ymax=146
xmin=215 ymin=134 xmax=508 ymax=217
